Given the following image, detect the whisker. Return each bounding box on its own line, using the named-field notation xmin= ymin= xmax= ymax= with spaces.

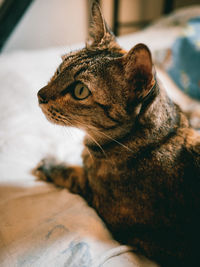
xmin=93 ymin=129 xmax=134 ymax=153
xmin=85 ymin=131 xmax=108 ymax=158
xmin=60 ymin=116 xmax=108 ymax=158
xmin=85 ymin=145 xmax=94 ymax=162
xmin=49 ymin=108 xmax=132 ymax=156
xmin=50 ymin=115 xmax=92 ymax=162
xmin=62 ymin=119 xmax=96 ymax=162
xmin=59 ymin=118 xmax=78 ymax=141
xmin=72 ymin=118 xmax=134 ymax=153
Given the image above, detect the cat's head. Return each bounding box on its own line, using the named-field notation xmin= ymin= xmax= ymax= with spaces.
xmin=38 ymin=2 xmax=156 ymax=143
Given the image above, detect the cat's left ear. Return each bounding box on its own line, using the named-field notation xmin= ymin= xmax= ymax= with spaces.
xmin=123 ymin=43 xmax=155 ymax=98
xmin=87 ymin=1 xmax=115 ymax=47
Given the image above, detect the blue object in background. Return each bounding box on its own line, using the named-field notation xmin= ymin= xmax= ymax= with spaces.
xmin=167 ymin=17 xmax=200 ymax=100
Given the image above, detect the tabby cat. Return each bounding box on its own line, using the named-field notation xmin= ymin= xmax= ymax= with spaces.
xmin=33 ymin=3 xmax=200 ymax=267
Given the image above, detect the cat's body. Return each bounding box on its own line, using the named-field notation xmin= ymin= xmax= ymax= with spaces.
xmin=33 ymin=3 xmax=200 ymax=267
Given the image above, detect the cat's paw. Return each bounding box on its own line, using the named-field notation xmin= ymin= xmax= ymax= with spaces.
xmin=32 ymin=158 xmax=84 ymax=193
xmin=32 ymin=156 xmax=59 ymax=182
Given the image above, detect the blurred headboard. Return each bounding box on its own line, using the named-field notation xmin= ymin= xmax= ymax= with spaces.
xmin=0 ymin=0 xmax=33 ymax=51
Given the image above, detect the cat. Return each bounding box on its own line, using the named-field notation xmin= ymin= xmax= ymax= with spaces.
xmin=32 ymin=2 xmax=200 ymax=267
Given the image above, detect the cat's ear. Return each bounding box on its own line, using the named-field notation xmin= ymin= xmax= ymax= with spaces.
xmin=87 ymin=1 xmax=115 ymax=47
xmin=123 ymin=43 xmax=155 ymax=98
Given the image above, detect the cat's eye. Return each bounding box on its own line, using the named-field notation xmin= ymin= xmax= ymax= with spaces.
xmin=73 ymin=83 xmax=90 ymax=100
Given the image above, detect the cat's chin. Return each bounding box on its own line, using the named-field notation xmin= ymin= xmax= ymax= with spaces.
xmin=49 ymin=118 xmax=66 ymax=126
xmin=44 ymin=115 xmax=65 ymax=126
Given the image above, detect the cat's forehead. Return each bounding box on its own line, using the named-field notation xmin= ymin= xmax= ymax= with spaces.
xmin=62 ymin=47 xmax=124 ymax=64
xmin=59 ymin=47 xmax=125 ymax=77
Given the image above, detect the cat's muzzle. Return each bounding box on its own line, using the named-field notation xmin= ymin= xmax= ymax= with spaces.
xmin=37 ymin=88 xmax=48 ymax=104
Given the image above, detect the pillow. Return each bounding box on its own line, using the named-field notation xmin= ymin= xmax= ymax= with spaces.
xmin=155 ymin=16 xmax=200 ymax=100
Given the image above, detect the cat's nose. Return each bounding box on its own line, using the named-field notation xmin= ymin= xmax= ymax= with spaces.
xmin=37 ymin=88 xmax=48 ymax=104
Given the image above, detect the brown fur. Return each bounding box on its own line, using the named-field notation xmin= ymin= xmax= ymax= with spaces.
xmin=32 ymin=3 xmax=200 ymax=267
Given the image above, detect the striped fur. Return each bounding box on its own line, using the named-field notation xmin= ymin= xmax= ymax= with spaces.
xmin=33 ymin=3 xmax=200 ymax=267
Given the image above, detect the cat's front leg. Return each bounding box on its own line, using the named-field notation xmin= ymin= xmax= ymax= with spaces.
xmin=32 ymin=157 xmax=89 ymax=197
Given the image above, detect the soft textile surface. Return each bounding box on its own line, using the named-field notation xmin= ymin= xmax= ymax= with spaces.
xmin=1 ymin=183 xmax=150 ymax=267
xmin=0 ymin=5 xmax=199 ymax=267
xmin=155 ymin=16 xmax=200 ymax=100
xmin=168 ymin=16 xmax=200 ymax=100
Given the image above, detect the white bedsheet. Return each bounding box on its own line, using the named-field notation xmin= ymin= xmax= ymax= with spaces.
xmin=1 ymin=6 xmax=199 ymax=267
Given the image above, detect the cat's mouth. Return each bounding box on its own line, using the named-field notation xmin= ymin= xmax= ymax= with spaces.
xmin=38 ymin=103 xmax=65 ymax=126
xmin=40 ymin=103 xmax=83 ymax=129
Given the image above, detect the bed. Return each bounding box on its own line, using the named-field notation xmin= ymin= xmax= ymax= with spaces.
xmin=0 ymin=5 xmax=200 ymax=267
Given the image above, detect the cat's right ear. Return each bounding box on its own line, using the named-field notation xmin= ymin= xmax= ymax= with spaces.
xmin=123 ymin=43 xmax=155 ymax=99
xmin=87 ymin=1 xmax=115 ymax=47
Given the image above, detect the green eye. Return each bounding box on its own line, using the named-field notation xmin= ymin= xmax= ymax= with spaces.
xmin=73 ymin=83 xmax=90 ymax=100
